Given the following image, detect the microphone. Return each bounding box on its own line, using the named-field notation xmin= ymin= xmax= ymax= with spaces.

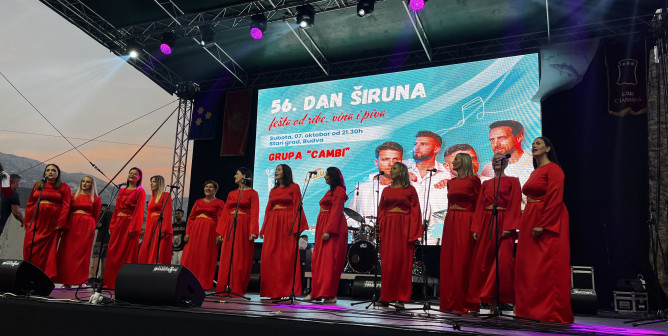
xmin=243 ymin=177 xmax=252 ymax=181
xmin=41 ymin=176 xmax=49 ymax=182
xmin=426 ymin=168 xmax=438 ymax=172
xmin=374 ymin=171 xmax=385 ymax=178
xmin=308 ymin=170 xmax=318 ymax=176
xmin=168 ymin=185 xmax=181 ymax=189
xmin=118 ymin=182 xmax=127 ymax=188
xmin=493 ymin=154 xmax=511 ymax=162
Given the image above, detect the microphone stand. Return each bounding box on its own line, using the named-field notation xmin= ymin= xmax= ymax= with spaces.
xmin=27 ymin=178 xmax=48 ymax=265
xmin=88 ymin=183 xmax=122 ymax=302
xmin=146 ymin=186 xmax=175 ymax=264
xmin=274 ymin=173 xmax=313 ymax=304
xmin=351 ymin=172 xmax=383 ymax=309
xmin=212 ymin=182 xmax=250 ymax=300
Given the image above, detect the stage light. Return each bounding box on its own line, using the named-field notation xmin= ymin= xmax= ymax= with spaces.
xmin=296 ymin=4 xmax=315 ymax=28
xmin=160 ymin=32 xmax=175 ymax=55
xmin=250 ymin=14 xmax=267 ymax=40
xmin=409 ymin=0 xmax=427 ymax=12
xmin=357 ymin=0 xmax=375 ymax=17
xmin=125 ymin=39 xmax=141 ymax=58
xmin=199 ymin=25 xmax=215 ymax=46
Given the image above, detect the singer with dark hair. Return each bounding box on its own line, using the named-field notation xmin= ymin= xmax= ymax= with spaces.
xmin=138 ymin=175 xmax=173 ymax=264
xmin=515 ymin=137 xmax=572 ymax=323
xmin=55 ymin=176 xmax=101 ymax=287
xmin=377 ymin=162 xmax=422 ymax=308
xmin=439 ymin=153 xmax=481 ymax=313
xmin=103 ymin=167 xmax=145 ymax=288
xmin=259 ymin=164 xmax=308 ymax=299
xmin=305 ymin=167 xmax=348 ymax=303
xmin=24 ymin=164 xmax=71 ymax=280
xmin=181 ymin=180 xmax=225 ymax=290
xmin=215 ymin=167 xmax=259 ymax=296
xmin=468 ymin=153 xmax=521 ymax=312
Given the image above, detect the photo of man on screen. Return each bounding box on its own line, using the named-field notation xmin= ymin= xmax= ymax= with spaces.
xmin=480 ymin=120 xmax=533 ymax=186
xmin=347 ymin=141 xmax=404 ymax=229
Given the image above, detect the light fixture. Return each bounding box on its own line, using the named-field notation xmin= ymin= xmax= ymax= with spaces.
xmin=160 ymin=32 xmax=175 ymax=55
xmin=199 ymin=25 xmax=215 ymax=46
xmin=250 ymin=14 xmax=267 ymax=40
xmin=125 ymin=39 xmax=141 ymax=58
xmin=357 ymin=0 xmax=375 ymax=17
xmin=409 ymin=0 xmax=427 ymax=12
xmin=296 ymin=4 xmax=315 ymax=28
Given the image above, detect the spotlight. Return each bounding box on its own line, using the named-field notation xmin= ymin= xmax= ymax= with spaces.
xmin=250 ymin=14 xmax=267 ymax=40
xmin=125 ymin=39 xmax=141 ymax=58
xmin=357 ymin=0 xmax=375 ymax=17
xmin=199 ymin=25 xmax=215 ymax=46
xmin=409 ymin=0 xmax=427 ymax=12
xmin=296 ymin=4 xmax=315 ymax=28
xmin=160 ymin=32 xmax=175 ymax=55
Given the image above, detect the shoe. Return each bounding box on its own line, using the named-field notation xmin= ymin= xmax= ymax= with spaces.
xmin=394 ymin=302 xmax=405 ymax=310
xmin=304 ymin=295 xmax=313 ymax=301
xmin=323 ymin=297 xmax=337 ymax=303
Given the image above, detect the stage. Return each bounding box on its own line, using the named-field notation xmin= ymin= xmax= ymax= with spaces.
xmin=1 ymin=288 xmax=666 ymax=336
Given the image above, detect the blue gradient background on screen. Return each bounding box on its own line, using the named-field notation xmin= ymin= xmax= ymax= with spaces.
xmin=255 ymin=54 xmax=540 ymax=244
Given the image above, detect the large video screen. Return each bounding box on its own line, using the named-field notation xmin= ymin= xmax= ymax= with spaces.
xmin=255 ymin=53 xmax=540 ymax=245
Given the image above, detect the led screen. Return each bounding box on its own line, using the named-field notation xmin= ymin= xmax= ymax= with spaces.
xmin=255 ymin=54 xmax=540 ymax=245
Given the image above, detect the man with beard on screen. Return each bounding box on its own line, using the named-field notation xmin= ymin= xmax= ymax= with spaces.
xmin=480 ymin=120 xmax=533 ymax=187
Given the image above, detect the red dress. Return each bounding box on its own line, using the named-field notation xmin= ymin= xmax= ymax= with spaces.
xmin=56 ymin=193 xmax=101 ymax=285
xmin=138 ymin=192 xmax=173 ymax=265
xmin=469 ymin=176 xmax=521 ymax=304
xmin=24 ymin=182 xmax=72 ymax=280
xmin=215 ymin=189 xmax=260 ymax=296
xmin=515 ymin=163 xmax=572 ymax=323
xmin=310 ymin=187 xmax=349 ymax=299
xmin=378 ymin=185 xmax=422 ymax=302
xmin=440 ymin=175 xmax=481 ymax=313
xmin=103 ymin=187 xmax=145 ymax=288
xmin=260 ymin=183 xmax=308 ymax=298
xmin=181 ymin=198 xmax=225 ymax=290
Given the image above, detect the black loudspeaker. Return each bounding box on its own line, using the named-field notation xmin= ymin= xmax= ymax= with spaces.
xmin=0 ymin=259 xmax=54 ymax=296
xmin=351 ymin=276 xmax=381 ymax=299
xmin=115 ymin=264 xmax=204 ymax=307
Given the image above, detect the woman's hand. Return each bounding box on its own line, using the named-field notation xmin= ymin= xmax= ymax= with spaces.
xmin=259 ymin=233 xmax=264 ymax=239
xmin=532 ymin=227 xmax=544 ymax=239
xmin=250 ymin=234 xmax=257 ymax=240
xmin=216 ymin=235 xmax=223 ymax=244
xmin=184 ymin=234 xmax=189 ymax=242
xmin=502 ymin=230 xmax=511 ymax=238
xmin=322 ymin=233 xmax=330 ymax=241
xmin=472 ymin=232 xmax=479 ymax=240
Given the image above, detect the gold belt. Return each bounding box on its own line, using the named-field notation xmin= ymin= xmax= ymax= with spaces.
xmin=230 ymin=210 xmax=247 ymax=215
xmin=272 ymin=205 xmax=288 ymax=210
xmin=527 ymin=198 xmax=542 ymax=203
xmin=449 ymin=204 xmax=470 ymax=211
xmin=320 ymin=208 xmax=329 ymax=212
xmin=73 ymin=210 xmax=92 ymax=216
xmin=484 ymin=205 xmax=506 ymax=210
xmin=388 ymin=207 xmax=408 ymax=213
xmin=40 ymin=200 xmax=56 ymax=205
xmin=196 ymin=214 xmax=213 ymax=219
xmin=117 ymin=212 xmax=131 ymax=217
xmin=151 ymin=212 xmax=161 ymax=217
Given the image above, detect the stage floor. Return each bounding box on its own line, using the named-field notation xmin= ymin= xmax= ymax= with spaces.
xmin=1 ymin=288 xmax=667 ymax=336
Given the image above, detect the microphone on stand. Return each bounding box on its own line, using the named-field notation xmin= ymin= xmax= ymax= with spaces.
xmin=167 ymin=185 xmax=181 ymax=189
xmin=308 ymin=170 xmax=318 ymax=176
xmin=243 ymin=177 xmax=252 ymax=181
xmin=117 ymin=182 xmax=127 ymax=188
xmin=493 ymin=153 xmax=511 ymax=162
xmin=41 ymin=176 xmax=49 ymax=182
xmin=374 ymin=171 xmax=385 ymax=178
xmin=426 ymin=168 xmax=438 ymax=172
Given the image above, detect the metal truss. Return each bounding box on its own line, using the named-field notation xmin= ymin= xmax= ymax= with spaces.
xmin=402 ymin=0 xmax=432 ymax=62
xmin=169 ymin=94 xmax=194 ymax=211
xmin=201 ymin=13 xmax=655 ymax=91
xmin=40 ymin=0 xmax=183 ymax=93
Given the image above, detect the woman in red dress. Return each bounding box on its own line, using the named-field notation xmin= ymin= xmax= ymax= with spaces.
xmin=469 ymin=153 xmax=521 ymax=312
xmin=440 ymin=153 xmax=481 ymax=313
xmin=215 ymin=167 xmax=259 ymax=296
xmin=378 ymin=162 xmax=422 ymax=308
xmin=103 ymin=167 xmax=145 ymax=288
xmin=181 ymin=180 xmax=225 ymax=290
xmin=304 ymin=167 xmax=348 ymax=303
xmin=138 ymin=175 xmax=173 ymax=264
xmin=515 ymin=137 xmax=572 ymax=323
xmin=56 ymin=176 xmax=101 ymax=287
xmin=260 ymin=164 xmax=308 ymax=299
xmin=24 ymin=163 xmax=71 ymax=280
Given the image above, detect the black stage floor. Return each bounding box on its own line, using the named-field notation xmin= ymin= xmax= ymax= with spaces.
xmin=2 ymin=288 xmax=667 ymax=336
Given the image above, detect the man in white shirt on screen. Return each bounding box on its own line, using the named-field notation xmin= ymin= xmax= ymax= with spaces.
xmin=480 ymin=120 xmax=533 ymax=187
xmin=347 ymin=141 xmax=404 ymax=231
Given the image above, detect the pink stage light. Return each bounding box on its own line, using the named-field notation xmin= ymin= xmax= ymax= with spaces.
xmin=409 ymin=0 xmax=425 ymax=12
xmin=160 ymin=44 xmax=172 ymax=55
xmin=250 ymin=27 xmax=264 ymax=40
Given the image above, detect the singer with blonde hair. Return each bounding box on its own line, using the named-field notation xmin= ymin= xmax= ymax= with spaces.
xmin=138 ymin=175 xmax=173 ymax=264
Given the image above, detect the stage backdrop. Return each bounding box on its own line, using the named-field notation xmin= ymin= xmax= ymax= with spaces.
xmin=255 ymin=53 xmax=541 ymax=244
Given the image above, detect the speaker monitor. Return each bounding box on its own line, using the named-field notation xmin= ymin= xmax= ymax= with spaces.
xmin=115 ymin=263 xmax=204 ymax=307
xmin=0 ymin=259 xmax=54 ymax=296
xmin=351 ymin=275 xmax=381 ymax=299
